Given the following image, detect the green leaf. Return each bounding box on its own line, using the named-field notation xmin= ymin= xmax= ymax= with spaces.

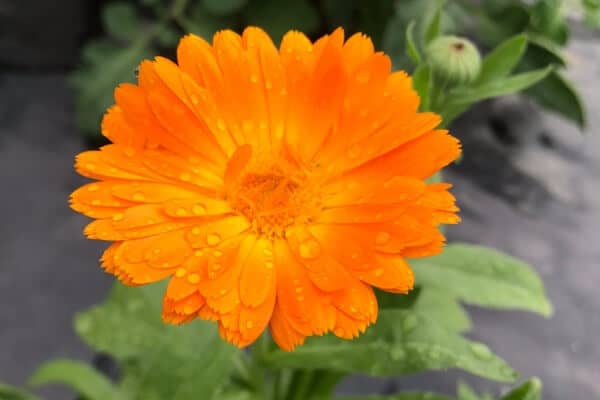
xmin=424 ymin=6 xmax=443 ymax=45
xmin=448 ymin=66 xmax=553 ymax=105
xmin=412 ymin=244 xmax=553 ymax=316
xmin=263 ymin=309 xmax=517 ymax=382
xmin=415 ymin=289 xmax=471 ymax=333
xmin=102 ymin=2 xmax=142 ymax=41
xmin=29 ymin=359 xmax=120 ymax=400
xmin=457 ymin=382 xmax=480 ymax=400
xmin=524 ymin=70 xmax=587 ymax=129
xmin=405 ymin=21 xmax=422 ymax=65
xmin=0 ymin=383 xmax=41 ymax=400
xmin=71 ymin=40 xmax=154 ymax=136
xmin=202 ymin=0 xmax=247 ymax=15
xmin=75 ymin=282 xmax=239 ymax=400
xmin=525 ymin=34 xmax=567 ymax=67
xmin=336 ymin=393 xmax=452 ymax=400
xmin=477 ymin=34 xmax=528 ymax=84
xmin=245 ymin=0 xmax=320 ymax=42
xmin=502 ymin=378 xmax=542 ymax=400
xmin=412 ymin=64 xmax=432 ymax=110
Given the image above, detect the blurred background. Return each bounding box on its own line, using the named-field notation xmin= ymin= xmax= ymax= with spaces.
xmin=1 ymin=0 xmax=599 ymax=399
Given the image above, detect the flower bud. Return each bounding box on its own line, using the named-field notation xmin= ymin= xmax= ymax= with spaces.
xmin=425 ymin=36 xmax=482 ymax=86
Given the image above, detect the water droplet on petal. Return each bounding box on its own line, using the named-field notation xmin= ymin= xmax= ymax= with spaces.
xmin=85 ymin=163 xmax=96 ymax=170
xmin=263 ymin=248 xmax=273 ymax=256
xmin=91 ymin=199 xmax=102 ymax=206
xmin=192 ymin=227 xmax=201 ymax=236
xmin=192 ymin=204 xmax=206 ymax=215
xmin=187 ymin=273 xmax=200 ymax=284
xmin=356 ymin=71 xmax=370 ymax=83
xmin=206 ymin=233 xmax=221 ymax=246
xmin=374 ymin=268 xmax=384 ymax=277
xmin=180 ymin=173 xmax=191 ymax=182
xmin=175 ymin=268 xmax=187 ymax=278
xmin=213 ymin=250 xmax=223 ymax=257
xmin=298 ymin=239 xmax=320 ymax=259
xmin=347 ymin=181 xmax=358 ymax=190
xmin=190 ymin=95 xmax=199 ymax=105
xmin=87 ymin=184 xmax=99 ymax=192
xmin=133 ymin=192 xmax=145 ymax=201
xmin=470 ymin=342 xmax=493 ymax=360
xmin=250 ymin=74 xmax=258 ymax=83
xmin=402 ymin=314 xmax=418 ymax=334
xmin=375 ymin=231 xmax=391 ymax=245
xmin=246 ymin=320 xmax=254 ymax=329
xmin=217 ymin=119 xmax=226 ymax=131
xmin=390 ymin=346 xmax=405 ymax=360
xmin=265 ymin=261 xmax=274 ymax=269
xmin=347 ymin=145 xmax=361 ymax=159
xmin=194 ymin=250 xmax=203 ymax=257
xmin=219 ymin=288 xmax=227 ymax=295
xmin=112 ymin=213 xmax=124 ymax=221
xmin=175 ymin=207 xmax=187 ymax=217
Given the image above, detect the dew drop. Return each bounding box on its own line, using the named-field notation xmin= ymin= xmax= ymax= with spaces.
xmin=213 ymin=250 xmax=223 ymax=257
xmin=242 ymin=120 xmax=254 ymax=133
xmin=211 ymin=263 xmax=223 ymax=271
xmin=246 ymin=320 xmax=254 ymax=329
xmin=192 ymin=227 xmax=201 ymax=235
xmin=250 ymin=74 xmax=259 ymax=83
xmin=265 ymin=80 xmax=273 ymax=89
xmin=87 ymin=184 xmax=99 ymax=192
xmin=390 ymin=346 xmax=405 ymax=360
xmin=175 ymin=268 xmax=187 ymax=278
xmin=375 ymin=231 xmax=391 ymax=245
xmin=356 ymin=71 xmax=370 ymax=84
xmin=192 ymin=204 xmax=206 ymax=215
xmin=346 ymin=181 xmax=358 ymax=190
xmin=217 ymin=119 xmax=226 ymax=131
xmin=91 ymin=199 xmax=102 ymax=206
xmin=469 ymin=342 xmax=493 ymax=360
xmin=263 ymin=248 xmax=273 ymax=257
xmin=219 ymin=288 xmax=227 ymax=295
xmin=190 ymin=95 xmax=199 ymax=105
xmin=112 ymin=213 xmax=124 ymax=222
xmin=180 ymin=173 xmax=191 ymax=182
xmin=347 ymin=145 xmax=361 ymax=159
xmin=183 ymin=305 xmax=196 ymax=314
xmin=374 ymin=268 xmax=384 ymax=277
xmin=175 ymin=207 xmax=188 ymax=217
xmin=298 ymin=239 xmax=320 ymax=259
xmin=402 ymin=314 xmax=418 ymax=334
xmin=194 ymin=250 xmax=203 ymax=257
xmin=132 ymin=192 xmax=145 ymax=201
xmin=206 ymin=233 xmax=222 ymax=246
xmin=85 ymin=163 xmax=96 ymax=170
xmin=187 ymin=273 xmax=200 ymax=284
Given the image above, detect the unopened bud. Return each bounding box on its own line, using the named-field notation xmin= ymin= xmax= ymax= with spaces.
xmin=425 ymin=36 xmax=482 ymax=86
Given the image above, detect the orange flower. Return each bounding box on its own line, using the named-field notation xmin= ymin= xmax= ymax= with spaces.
xmin=70 ymin=27 xmax=461 ymax=350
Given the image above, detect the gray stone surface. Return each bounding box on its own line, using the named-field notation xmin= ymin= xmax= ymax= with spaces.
xmin=0 ymin=0 xmax=90 ymax=68
xmin=0 ymin=34 xmax=599 ymax=400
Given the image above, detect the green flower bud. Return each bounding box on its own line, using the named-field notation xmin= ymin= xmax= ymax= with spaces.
xmin=425 ymin=36 xmax=482 ymax=86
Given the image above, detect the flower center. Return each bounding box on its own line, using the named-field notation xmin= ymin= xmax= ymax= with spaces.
xmin=230 ymin=169 xmax=320 ymax=238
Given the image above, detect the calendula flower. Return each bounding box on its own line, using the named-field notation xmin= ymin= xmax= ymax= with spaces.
xmin=70 ymin=27 xmax=460 ymax=350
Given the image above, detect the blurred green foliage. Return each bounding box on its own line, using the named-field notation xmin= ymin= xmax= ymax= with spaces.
xmin=1 ymin=243 xmax=551 ymax=399
xmin=73 ymin=0 xmax=591 ymax=139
